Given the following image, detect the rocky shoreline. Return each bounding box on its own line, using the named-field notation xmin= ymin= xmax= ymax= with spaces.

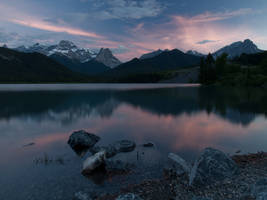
xmin=68 ymin=130 xmax=267 ymax=200
xmin=95 ymin=152 xmax=267 ymax=200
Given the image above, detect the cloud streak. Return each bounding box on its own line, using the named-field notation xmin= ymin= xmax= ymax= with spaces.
xmin=175 ymin=8 xmax=253 ymax=24
xmin=10 ymin=19 xmax=104 ymax=39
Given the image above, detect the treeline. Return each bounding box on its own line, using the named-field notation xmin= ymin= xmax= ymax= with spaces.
xmin=199 ymin=52 xmax=267 ymax=87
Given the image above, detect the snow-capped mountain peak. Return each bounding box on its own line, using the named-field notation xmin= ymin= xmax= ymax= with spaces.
xmin=186 ymin=50 xmax=205 ymax=57
xmin=213 ymin=39 xmax=262 ymax=58
xmin=140 ymin=49 xmax=169 ymax=60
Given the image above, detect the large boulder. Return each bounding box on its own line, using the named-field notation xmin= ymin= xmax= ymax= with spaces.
xmin=90 ymin=145 xmax=118 ymax=158
xmin=168 ymin=153 xmax=191 ymax=175
xmin=251 ymin=178 xmax=267 ymax=200
xmin=116 ymin=193 xmax=143 ymax=200
xmin=189 ymin=148 xmax=239 ymax=186
xmin=68 ymin=130 xmax=100 ymax=154
xmin=82 ymin=151 xmax=106 ymax=174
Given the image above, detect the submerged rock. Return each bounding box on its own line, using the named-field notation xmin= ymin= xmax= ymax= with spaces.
xmin=251 ymin=178 xmax=267 ymax=200
xmin=143 ymin=142 xmax=155 ymax=147
xmin=189 ymin=148 xmax=239 ymax=186
xmin=23 ymin=142 xmax=35 ymax=147
xmin=82 ymin=151 xmax=106 ymax=174
xmin=105 ymin=160 xmax=133 ymax=174
xmin=68 ymin=130 xmax=100 ymax=155
xmin=116 ymin=193 xmax=143 ymax=200
xmin=113 ymin=140 xmax=136 ymax=153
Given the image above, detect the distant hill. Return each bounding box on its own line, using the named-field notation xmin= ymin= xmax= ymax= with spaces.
xmin=50 ymin=54 xmax=110 ymax=75
xmin=0 ymin=47 xmax=90 ymax=83
xmin=102 ymin=49 xmax=201 ymax=80
xmin=213 ymin=39 xmax=262 ymax=59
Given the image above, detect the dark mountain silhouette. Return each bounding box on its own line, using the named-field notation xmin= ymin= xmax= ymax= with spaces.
xmin=103 ymin=49 xmax=201 ymax=78
xmin=0 ymin=47 xmax=89 ymax=82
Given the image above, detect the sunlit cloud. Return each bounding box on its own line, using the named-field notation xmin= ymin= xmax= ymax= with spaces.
xmin=10 ymin=19 xmax=104 ymax=39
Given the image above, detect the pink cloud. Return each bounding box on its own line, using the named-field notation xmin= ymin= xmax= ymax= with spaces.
xmin=10 ymin=19 xmax=104 ymax=39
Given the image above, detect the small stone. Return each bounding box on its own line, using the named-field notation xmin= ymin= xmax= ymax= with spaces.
xmin=192 ymin=196 xmax=213 ymax=200
xmin=73 ymin=191 xmax=90 ymax=200
xmin=143 ymin=142 xmax=155 ymax=147
xmin=116 ymin=193 xmax=143 ymax=200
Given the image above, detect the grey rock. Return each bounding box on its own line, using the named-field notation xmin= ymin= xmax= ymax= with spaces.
xmin=116 ymin=193 xmax=143 ymax=200
xmin=68 ymin=130 xmax=100 ymax=154
xmin=251 ymin=178 xmax=267 ymax=200
xmin=82 ymin=151 xmax=106 ymax=174
xmin=189 ymin=148 xmax=239 ymax=186
xmin=113 ymin=140 xmax=136 ymax=153
xmin=168 ymin=153 xmax=191 ymax=175
xmin=90 ymin=145 xmax=118 ymax=158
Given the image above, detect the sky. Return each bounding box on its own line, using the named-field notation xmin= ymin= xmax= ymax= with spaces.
xmin=0 ymin=0 xmax=267 ymax=61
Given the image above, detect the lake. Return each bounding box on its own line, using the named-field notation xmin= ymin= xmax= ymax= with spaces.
xmin=1 ymin=84 xmax=267 ymax=200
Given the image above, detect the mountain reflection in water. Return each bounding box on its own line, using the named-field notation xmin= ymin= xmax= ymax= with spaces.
xmin=1 ymin=85 xmax=267 ymax=200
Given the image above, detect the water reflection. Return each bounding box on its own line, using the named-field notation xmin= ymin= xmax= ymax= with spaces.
xmin=0 ymin=86 xmax=266 ymax=126
xmin=1 ymin=85 xmax=267 ymax=200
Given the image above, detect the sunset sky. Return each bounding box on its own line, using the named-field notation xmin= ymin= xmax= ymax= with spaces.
xmin=1 ymin=0 xmax=267 ymax=61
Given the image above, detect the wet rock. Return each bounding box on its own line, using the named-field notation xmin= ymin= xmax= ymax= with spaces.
xmin=113 ymin=140 xmax=136 ymax=153
xmin=189 ymin=148 xmax=239 ymax=186
xmin=90 ymin=145 xmax=118 ymax=158
xmin=68 ymin=130 xmax=100 ymax=155
xmin=251 ymin=178 xmax=267 ymax=200
xmin=116 ymin=193 xmax=143 ymax=200
xmin=143 ymin=142 xmax=155 ymax=147
xmin=82 ymin=151 xmax=106 ymax=174
xmin=23 ymin=142 xmax=35 ymax=147
xmin=168 ymin=153 xmax=191 ymax=175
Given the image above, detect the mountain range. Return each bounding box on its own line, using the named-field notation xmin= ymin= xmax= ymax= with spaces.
xmin=103 ymin=49 xmax=201 ymax=81
xmin=14 ymin=40 xmax=121 ymax=75
xmin=0 ymin=38 xmax=265 ymax=83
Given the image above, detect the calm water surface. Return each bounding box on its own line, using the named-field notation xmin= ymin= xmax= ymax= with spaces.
xmin=1 ymin=84 xmax=267 ymax=200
